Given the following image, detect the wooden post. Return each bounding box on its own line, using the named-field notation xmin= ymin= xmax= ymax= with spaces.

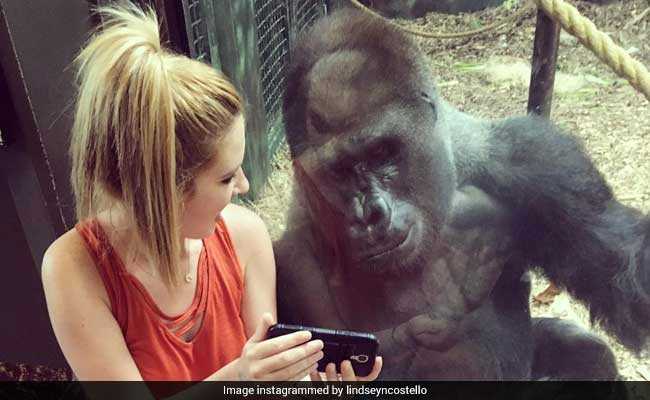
xmin=527 ymin=7 xmax=561 ymax=118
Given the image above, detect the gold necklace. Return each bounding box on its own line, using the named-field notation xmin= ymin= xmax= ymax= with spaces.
xmin=128 ymin=247 xmax=192 ymax=284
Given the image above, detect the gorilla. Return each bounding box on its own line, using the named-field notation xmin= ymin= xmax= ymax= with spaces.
xmin=274 ymin=8 xmax=649 ymax=379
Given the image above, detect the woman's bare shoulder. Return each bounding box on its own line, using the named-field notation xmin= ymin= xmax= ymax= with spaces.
xmin=220 ymin=203 xmax=273 ymax=268
xmin=220 ymin=203 xmax=267 ymax=231
xmin=41 ymin=227 xmax=110 ymax=307
xmin=41 ymin=226 xmax=140 ymax=380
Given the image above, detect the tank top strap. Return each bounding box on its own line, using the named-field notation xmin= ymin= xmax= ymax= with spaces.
xmin=75 ymin=219 xmax=129 ymax=330
xmin=209 ymin=217 xmax=245 ymax=288
xmin=204 ymin=218 xmax=244 ymax=300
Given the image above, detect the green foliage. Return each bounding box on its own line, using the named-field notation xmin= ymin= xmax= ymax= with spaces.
xmin=503 ymin=0 xmax=520 ymax=10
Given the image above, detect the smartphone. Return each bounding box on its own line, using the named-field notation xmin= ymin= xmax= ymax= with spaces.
xmin=266 ymin=323 xmax=379 ymax=376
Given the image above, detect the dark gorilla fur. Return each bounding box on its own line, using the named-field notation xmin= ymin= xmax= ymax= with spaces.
xmin=275 ymin=8 xmax=650 ymax=379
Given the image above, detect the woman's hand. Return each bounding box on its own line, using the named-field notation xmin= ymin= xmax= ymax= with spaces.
xmin=309 ymin=356 xmax=383 ymax=382
xmin=236 ymin=313 xmax=325 ymax=381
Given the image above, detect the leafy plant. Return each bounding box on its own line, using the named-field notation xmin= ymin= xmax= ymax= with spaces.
xmin=503 ymin=0 xmax=521 ymax=10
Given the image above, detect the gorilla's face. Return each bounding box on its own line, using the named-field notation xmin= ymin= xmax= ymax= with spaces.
xmin=285 ymin=43 xmax=457 ymax=274
xmin=295 ymin=91 xmax=456 ymax=275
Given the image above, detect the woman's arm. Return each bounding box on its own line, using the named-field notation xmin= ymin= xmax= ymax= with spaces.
xmin=42 ymin=230 xmax=144 ymax=382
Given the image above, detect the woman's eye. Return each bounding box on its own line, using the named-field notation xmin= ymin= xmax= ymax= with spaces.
xmin=221 ymin=176 xmax=234 ymax=184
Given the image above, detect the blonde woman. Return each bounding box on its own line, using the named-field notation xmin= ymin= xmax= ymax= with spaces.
xmin=41 ymin=3 xmax=382 ymax=390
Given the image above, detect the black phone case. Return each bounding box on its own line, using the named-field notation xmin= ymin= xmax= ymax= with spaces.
xmin=266 ymin=323 xmax=379 ymax=376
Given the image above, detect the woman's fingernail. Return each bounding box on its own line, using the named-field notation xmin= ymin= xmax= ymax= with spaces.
xmin=307 ymin=341 xmax=321 ymax=353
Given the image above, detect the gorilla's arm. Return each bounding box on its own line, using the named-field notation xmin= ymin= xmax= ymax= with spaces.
xmin=482 ymin=115 xmax=650 ymax=352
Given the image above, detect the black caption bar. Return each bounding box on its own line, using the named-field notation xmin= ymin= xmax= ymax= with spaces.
xmin=0 ymin=381 xmax=645 ymax=400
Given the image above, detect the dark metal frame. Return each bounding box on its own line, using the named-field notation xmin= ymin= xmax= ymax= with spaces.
xmin=182 ymin=0 xmax=211 ymax=63
xmin=0 ymin=0 xmax=95 ymax=369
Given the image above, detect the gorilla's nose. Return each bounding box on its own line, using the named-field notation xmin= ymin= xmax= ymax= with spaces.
xmin=364 ymin=195 xmax=390 ymax=226
xmin=349 ymin=194 xmax=391 ymax=242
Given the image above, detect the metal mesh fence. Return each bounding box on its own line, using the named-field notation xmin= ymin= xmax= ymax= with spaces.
xmin=183 ymin=0 xmax=211 ymax=63
xmin=254 ymin=0 xmax=327 ymax=122
xmin=293 ymin=1 xmax=327 ymax=36
xmin=254 ymin=0 xmax=291 ymax=119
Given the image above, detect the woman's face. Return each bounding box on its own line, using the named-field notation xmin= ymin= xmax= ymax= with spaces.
xmin=181 ymin=114 xmax=249 ymax=239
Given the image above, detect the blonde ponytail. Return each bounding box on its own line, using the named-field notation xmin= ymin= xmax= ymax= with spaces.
xmin=71 ymin=2 xmax=242 ymax=287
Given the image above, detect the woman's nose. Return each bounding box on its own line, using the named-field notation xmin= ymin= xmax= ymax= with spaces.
xmin=234 ymin=169 xmax=249 ymax=196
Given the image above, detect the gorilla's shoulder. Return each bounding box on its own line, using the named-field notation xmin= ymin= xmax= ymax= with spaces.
xmin=490 ymin=114 xmax=581 ymax=161
xmin=477 ymin=114 xmax=613 ymax=213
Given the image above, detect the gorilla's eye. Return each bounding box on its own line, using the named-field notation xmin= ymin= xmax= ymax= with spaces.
xmin=369 ymin=138 xmax=401 ymax=163
xmin=331 ymin=162 xmax=352 ymax=178
xmin=370 ymin=145 xmax=391 ymax=160
xmin=380 ymin=165 xmax=399 ymax=182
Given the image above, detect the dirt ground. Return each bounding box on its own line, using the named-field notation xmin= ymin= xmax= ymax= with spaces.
xmin=248 ymin=0 xmax=650 ymax=379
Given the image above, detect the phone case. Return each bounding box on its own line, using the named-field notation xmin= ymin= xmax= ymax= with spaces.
xmin=266 ymin=323 xmax=379 ymax=376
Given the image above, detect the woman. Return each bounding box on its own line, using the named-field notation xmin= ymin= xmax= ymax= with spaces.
xmin=41 ymin=2 xmax=381 ymax=390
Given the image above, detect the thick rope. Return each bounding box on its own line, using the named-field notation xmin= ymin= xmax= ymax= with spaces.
xmin=533 ymin=0 xmax=649 ymax=101
xmin=348 ymin=0 xmax=534 ymax=39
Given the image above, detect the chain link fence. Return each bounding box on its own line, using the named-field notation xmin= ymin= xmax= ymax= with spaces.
xmin=253 ymin=1 xmax=328 ymax=156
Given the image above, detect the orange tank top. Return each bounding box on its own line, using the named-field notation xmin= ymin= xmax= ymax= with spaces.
xmin=75 ymin=218 xmax=247 ymax=382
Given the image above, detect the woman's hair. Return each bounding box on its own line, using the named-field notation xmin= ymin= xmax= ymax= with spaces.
xmin=70 ymin=2 xmax=242 ymax=287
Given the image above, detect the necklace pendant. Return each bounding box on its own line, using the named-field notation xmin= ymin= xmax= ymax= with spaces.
xmin=185 ymin=273 xmax=192 ymax=283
